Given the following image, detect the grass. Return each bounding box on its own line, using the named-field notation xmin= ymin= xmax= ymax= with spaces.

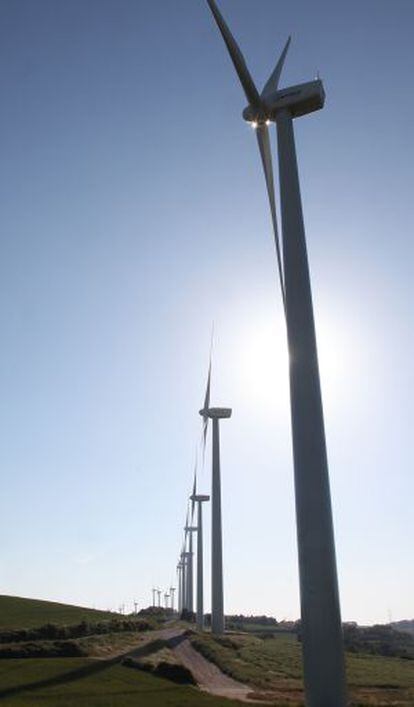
xmin=227 ymin=623 xmax=281 ymax=634
xmin=0 ymin=596 xmax=115 ymax=630
xmin=0 ymin=658 xmax=244 ymax=706
xmin=191 ymin=632 xmax=414 ymax=705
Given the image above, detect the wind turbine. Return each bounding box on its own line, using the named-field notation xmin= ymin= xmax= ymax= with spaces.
xmin=164 ymin=592 xmax=170 ymax=610
xmin=199 ymin=363 xmax=232 ymax=635
xmin=170 ymin=586 xmax=176 ymax=612
xmin=184 ymin=524 xmax=197 ymax=614
xmin=177 ymin=562 xmax=183 ymax=612
xmin=191 ymin=491 xmax=210 ymax=630
xmin=205 ymin=2 xmax=347 ymax=704
xmin=184 ymin=470 xmax=200 ymax=616
xmin=180 ymin=549 xmax=187 ymax=611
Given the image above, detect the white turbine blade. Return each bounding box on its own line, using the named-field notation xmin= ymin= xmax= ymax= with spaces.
xmin=206 ymin=0 xmax=261 ymax=107
xmin=261 ymin=36 xmax=291 ymax=99
xmin=191 ymin=467 xmax=197 ymax=520
xmin=256 ymin=124 xmax=285 ymax=309
xmin=202 ymin=358 xmax=211 ymax=451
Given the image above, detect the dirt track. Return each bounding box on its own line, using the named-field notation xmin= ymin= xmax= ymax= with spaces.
xmin=172 ymin=636 xmax=254 ymax=702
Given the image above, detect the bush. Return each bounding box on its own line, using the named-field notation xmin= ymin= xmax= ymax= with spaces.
xmin=154 ymin=661 xmax=196 ymax=684
xmin=180 ymin=609 xmax=196 ymax=623
xmin=122 ymin=657 xmax=196 ymax=685
xmin=343 ymin=623 xmax=414 ymax=659
xmin=0 ymin=618 xmax=154 ymax=645
xmin=0 ymin=640 xmax=87 ymax=659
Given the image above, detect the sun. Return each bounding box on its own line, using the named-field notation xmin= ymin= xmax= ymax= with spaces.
xmin=235 ymin=309 xmax=356 ymax=415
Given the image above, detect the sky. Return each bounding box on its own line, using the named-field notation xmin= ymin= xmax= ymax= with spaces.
xmin=0 ymin=0 xmax=413 ymax=625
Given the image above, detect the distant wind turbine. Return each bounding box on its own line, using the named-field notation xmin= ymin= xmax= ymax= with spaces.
xmin=191 ymin=491 xmax=210 ymax=630
xmin=180 ymin=549 xmax=187 ymax=610
xmin=184 ymin=524 xmax=198 ymax=614
xmin=177 ymin=562 xmax=183 ymax=613
xmin=205 ymin=1 xmax=347 ymax=704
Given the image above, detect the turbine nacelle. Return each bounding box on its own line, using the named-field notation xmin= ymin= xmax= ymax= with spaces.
xmin=199 ymin=407 xmax=232 ymax=419
xmin=191 ymin=494 xmax=210 ymax=503
xmin=242 ymin=80 xmax=325 ymax=125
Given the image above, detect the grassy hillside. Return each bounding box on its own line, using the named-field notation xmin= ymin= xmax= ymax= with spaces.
xmin=191 ymin=632 xmax=414 ymax=705
xmin=0 ymin=658 xmax=243 ymax=706
xmin=0 ymin=596 xmax=115 ymax=630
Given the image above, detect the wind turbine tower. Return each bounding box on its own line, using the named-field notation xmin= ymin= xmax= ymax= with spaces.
xmin=205 ymin=1 xmax=347 ymax=704
xmin=184 ymin=524 xmax=198 ymax=613
xmin=200 ymin=405 xmax=232 ymax=635
xmin=191 ymin=493 xmax=210 ymax=630
xmin=180 ymin=550 xmax=187 ymax=610
xmin=152 ymin=588 xmax=156 ymax=607
xmin=182 ymin=550 xmax=193 ymax=612
xmin=177 ymin=562 xmax=183 ymax=612
xmin=156 ymin=589 xmax=161 ymax=609
xmin=164 ymin=593 xmax=170 ymax=610
xmin=170 ymin=586 xmax=176 ymax=612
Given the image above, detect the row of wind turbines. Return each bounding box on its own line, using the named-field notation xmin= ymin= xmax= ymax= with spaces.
xmin=152 ymin=357 xmax=230 ymax=636
xmin=154 ymin=2 xmax=348 ymax=706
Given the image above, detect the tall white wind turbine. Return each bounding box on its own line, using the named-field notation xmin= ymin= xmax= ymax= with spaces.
xmin=205 ymin=2 xmax=347 ymax=705
xmin=199 ymin=363 xmax=232 ymax=636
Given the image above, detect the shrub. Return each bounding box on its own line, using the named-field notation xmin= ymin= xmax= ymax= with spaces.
xmin=154 ymin=661 xmax=196 ymax=684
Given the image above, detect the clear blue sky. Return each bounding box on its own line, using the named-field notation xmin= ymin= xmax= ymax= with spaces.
xmin=0 ymin=0 xmax=412 ymax=624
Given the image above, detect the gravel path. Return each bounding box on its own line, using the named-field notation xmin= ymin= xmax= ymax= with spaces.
xmin=172 ymin=636 xmax=256 ymax=703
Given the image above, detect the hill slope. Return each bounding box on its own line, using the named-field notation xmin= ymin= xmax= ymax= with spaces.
xmin=0 ymin=596 xmax=115 ymax=630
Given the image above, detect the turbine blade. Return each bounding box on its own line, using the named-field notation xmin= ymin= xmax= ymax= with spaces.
xmin=206 ymin=0 xmax=261 ymax=107
xmin=261 ymin=36 xmax=291 ymax=99
xmin=191 ymin=463 xmax=197 ymax=520
xmin=255 ymin=124 xmax=285 ymax=308
xmin=202 ymin=358 xmax=211 ymax=451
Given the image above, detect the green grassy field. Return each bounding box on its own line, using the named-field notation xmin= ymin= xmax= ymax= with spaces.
xmin=1 ymin=597 xmax=413 ymax=706
xmin=191 ymin=632 xmax=414 ymax=705
xmin=0 ymin=596 xmax=115 ymax=630
xmin=0 ymin=659 xmax=243 ymax=706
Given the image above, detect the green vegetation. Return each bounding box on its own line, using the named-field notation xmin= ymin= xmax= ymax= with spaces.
xmin=0 ymin=596 xmax=162 ymax=663
xmin=0 ymin=658 xmax=243 ymax=706
xmin=0 ymin=596 xmax=115 ymax=630
xmin=0 ymin=618 xmax=155 ymax=644
xmin=1 ymin=598 xmax=413 ymax=705
xmin=191 ymin=631 xmax=414 ymax=705
xmin=124 ymin=645 xmax=196 ymax=685
xmin=0 ymin=629 xmax=158 ymax=660
xmin=192 ymin=632 xmax=302 ymax=689
xmin=343 ymin=623 xmax=414 ymax=659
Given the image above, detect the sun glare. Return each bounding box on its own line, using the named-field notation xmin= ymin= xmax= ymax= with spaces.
xmin=236 ymin=313 xmax=357 ymax=412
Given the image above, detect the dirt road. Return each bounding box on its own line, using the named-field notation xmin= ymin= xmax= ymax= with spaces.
xmin=171 ymin=635 xmax=256 ymax=703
